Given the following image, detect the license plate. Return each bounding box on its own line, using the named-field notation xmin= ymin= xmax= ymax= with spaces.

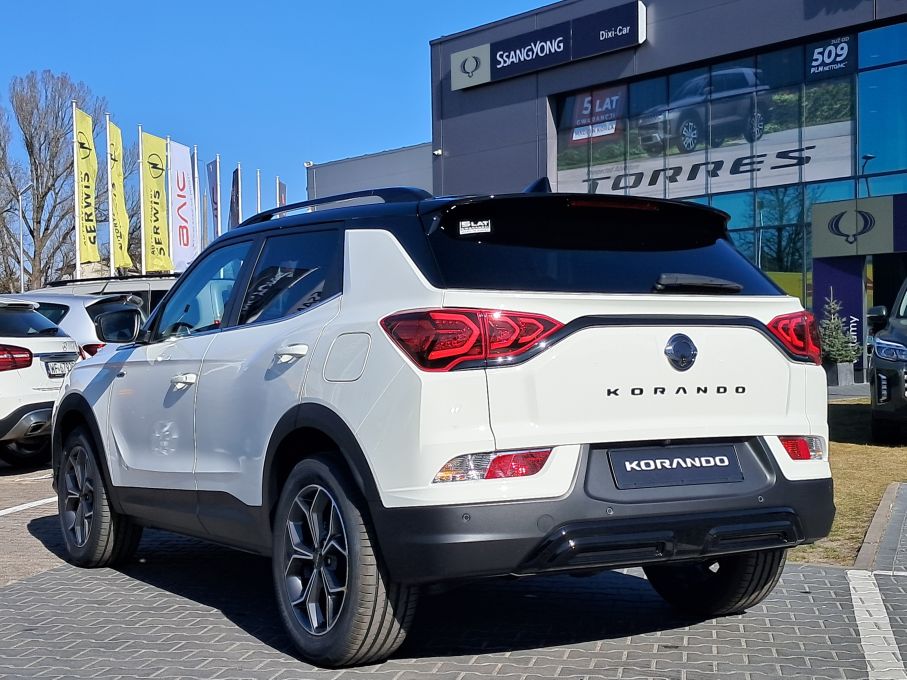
xmin=609 ymin=445 xmax=744 ymax=490
xmin=45 ymin=361 xmax=75 ymax=378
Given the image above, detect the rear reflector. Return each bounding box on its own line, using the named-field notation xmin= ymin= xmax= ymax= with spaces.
xmin=382 ymin=309 xmax=562 ymax=371
xmin=767 ymin=311 xmax=821 ymax=365
xmin=433 ymin=449 xmax=552 ymax=483
xmin=779 ymin=435 xmax=825 ymax=461
xmin=0 ymin=344 xmax=32 ymax=372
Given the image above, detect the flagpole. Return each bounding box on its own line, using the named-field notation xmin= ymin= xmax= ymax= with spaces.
xmin=192 ymin=145 xmax=200 ymax=252
xmin=202 ymin=190 xmax=208 ymax=248
xmin=237 ymin=162 xmax=243 ymax=221
xmin=72 ymin=100 xmax=82 ymax=280
xmin=138 ymin=125 xmax=146 ymax=275
xmin=215 ymin=154 xmax=222 ymax=237
xmin=256 ymin=168 xmax=261 ymax=213
xmin=165 ymin=136 xmax=172 ymax=273
xmin=275 ymin=175 xmax=280 ymax=206
xmin=105 ymin=113 xmax=115 ymax=277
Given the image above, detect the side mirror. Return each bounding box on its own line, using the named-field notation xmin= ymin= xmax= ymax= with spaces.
xmin=94 ymin=308 xmax=143 ymax=344
xmin=867 ymin=305 xmax=889 ymax=334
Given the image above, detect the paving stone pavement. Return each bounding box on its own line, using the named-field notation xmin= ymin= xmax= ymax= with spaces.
xmin=0 ymin=513 xmax=900 ymax=680
xmin=876 ymin=484 xmax=907 ymax=574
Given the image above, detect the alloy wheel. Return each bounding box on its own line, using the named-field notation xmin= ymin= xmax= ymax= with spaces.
xmin=680 ymin=120 xmax=699 ymax=152
xmin=283 ymin=484 xmax=349 ymax=636
xmin=61 ymin=446 xmax=94 ymax=548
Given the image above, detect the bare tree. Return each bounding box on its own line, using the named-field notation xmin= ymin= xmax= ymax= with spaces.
xmin=0 ymin=71 xmax=110 ymax=288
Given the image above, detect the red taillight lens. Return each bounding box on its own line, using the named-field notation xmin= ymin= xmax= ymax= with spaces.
xmin=0 ymin=344 xmax=33 ymax=372
xmin=484 ymin=449 xmax=551 ymax=479
xmin=381 ymin=309 xmax=563 ymax=371
xmin=768 ymin=311 xmax=821 ymax=365
xmin=81 ymin=343 xmax=106 ymax=357
xmin=778 ymin=435 xmax=825 ymax=461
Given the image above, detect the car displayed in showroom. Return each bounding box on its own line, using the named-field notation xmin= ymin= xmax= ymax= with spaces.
xmin=868 ymin=295 xmax=907 ymax=441
xmin=10 ymin=292 xmax=145 ymax=357
xmin=0 ymin=298 xmax=78 ymax=468
xmin=637 ymin=67 xmax=772 ymax=155
xmin=51 ymin=185 xmax=834 ymax=667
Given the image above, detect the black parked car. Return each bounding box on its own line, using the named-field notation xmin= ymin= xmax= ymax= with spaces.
xmin=867 ymin=287 xmax=907 ymax=441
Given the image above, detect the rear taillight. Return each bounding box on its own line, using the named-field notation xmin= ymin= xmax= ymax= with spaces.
xmin=81 ymin=343 xmax=106 ymax=357
xmin=779 ymin=435 xmax=825 ymax=461
xmin=0 ymin=344 xmax=32 ymax=372
xmin=433 ymin=449 xmax=552 ymax=483
xmin=767 ymin=311 xmax=821 ymax=365
xmin=381 ymin=309 xmax=562 ymax=371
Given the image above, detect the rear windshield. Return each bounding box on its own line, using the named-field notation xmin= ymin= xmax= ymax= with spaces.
xmin=0 ymin=309 xmax=62 ymax=337
xmin=426 ymin=197 xmax=781 ymax=295
xmin=34 ymin=302 xmax=69 ymax=324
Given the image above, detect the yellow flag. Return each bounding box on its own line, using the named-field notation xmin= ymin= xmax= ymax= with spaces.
xmin=140 ymin=131 xmax=172 ymax=272
xmin=108 ymin=121 xmax=132 ymax=269
xmin=74 ymin=108 xmax=100 ymax=263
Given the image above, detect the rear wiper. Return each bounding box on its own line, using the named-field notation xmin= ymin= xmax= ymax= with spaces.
xmin=653 ymin=273 xmax=743 ymax=294
xmin=36 ymin=327 xmax=60 ymax=335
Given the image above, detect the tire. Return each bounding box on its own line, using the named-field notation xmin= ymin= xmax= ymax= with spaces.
xmin=743 ymin=111 xmax=765 ymax=143
xmin=57 ymin=426 xmax=142 ymax=567
xmin=644 ymin=548 xmax=786 ymax=617
xmin=0 ymin=437 xmax=50 ymax=468
xmin=709 ymin=135 xmax=726 ymax=148
xmin=871 ymin=417 xmax=901 ymax=444
xmin=675 ymin=115 xmax=702 ymax=154
xmin=272 ymin=455 xmax=418 ymax=667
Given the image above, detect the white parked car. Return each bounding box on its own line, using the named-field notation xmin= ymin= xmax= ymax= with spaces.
xmin=33 ymin=274 xmax=177 ymax=316
xmin=11 ymin=292 xmax=145 ymax=357
xmin=0 ymin=298 xmax=78 ymax=467
xmin=51 ymin=187 xmax=834 ymax=667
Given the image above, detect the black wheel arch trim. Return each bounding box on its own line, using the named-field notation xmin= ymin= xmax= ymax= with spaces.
xmin=52 ymin=392 xmax=124 ymax=514
xmin=261 ymin=402 xmax=381 ymax=522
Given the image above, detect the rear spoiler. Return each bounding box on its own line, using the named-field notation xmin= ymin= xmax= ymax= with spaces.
xmin=0 ymin=298 xmax=38 ymax=310
xmin=87 ymin=294 xmax=144 ymax=308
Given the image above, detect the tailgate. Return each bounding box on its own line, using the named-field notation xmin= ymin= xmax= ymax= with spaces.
xmin=14 ymin=336 xmax=79 ymax=392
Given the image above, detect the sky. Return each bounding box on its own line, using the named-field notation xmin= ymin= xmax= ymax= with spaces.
xmin=0 ymin=1 xmax=549 ymax=228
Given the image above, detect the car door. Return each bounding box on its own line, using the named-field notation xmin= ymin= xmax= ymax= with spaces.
xmin=193 ymin=227 xmax=342 ymax=538
xmin=106 ymin=240 xmax=254 ymax=497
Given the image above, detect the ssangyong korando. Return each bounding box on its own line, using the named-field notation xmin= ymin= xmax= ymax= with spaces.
xmin=52 ymin=186 xmax=834 ymax=667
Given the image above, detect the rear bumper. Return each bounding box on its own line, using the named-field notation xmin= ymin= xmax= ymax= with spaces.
xmin=370 ymin=443 xmax=834 ymax=585
xmin=0 ymin=402 xmax=53 ymax=442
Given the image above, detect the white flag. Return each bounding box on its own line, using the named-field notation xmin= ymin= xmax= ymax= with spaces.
xmin=168 ymin=141 xmax=199 ymax=271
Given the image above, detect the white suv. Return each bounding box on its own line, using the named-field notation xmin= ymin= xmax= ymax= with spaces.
xmin=1 ymin=299 xmax=78 ymax=467
xmin=52 ymin=187 xmax=834 ymax=667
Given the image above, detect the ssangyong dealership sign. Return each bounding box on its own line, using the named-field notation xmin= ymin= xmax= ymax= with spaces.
xmin=450 ymin=1 xmax=647 ymax=91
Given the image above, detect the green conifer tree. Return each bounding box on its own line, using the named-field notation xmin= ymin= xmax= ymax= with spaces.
xmin=819 ymin=297 xmax=860 ymax=364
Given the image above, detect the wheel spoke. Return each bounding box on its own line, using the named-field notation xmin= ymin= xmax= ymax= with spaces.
xmin=321 ymin=569 xmax=336 ymax=626
xmin=322 ymin=565 xmax=345 ymax=595
xmin=62 ymin=509 xmax=76 ymax=531
xmin=304 ymin=567 xmax=324 ymax=633
xmin=286 ymin=521 xmax=315 ymax=558
xmin=325 ymin=537 xmax=347 ymax=558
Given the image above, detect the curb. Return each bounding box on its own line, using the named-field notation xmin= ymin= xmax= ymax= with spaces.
xmin=854 ymin=481 xmax=901 ymax=570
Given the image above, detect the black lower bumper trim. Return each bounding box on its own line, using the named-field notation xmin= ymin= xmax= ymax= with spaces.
xmin=0 ymin=401 xmax=53 ymax=440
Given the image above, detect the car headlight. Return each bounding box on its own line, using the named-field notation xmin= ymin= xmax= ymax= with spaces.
xmin=874 ymin=338 xmax=907 ymax=362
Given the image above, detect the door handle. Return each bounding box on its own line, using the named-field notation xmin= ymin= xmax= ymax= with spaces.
xmin=275 ymin=343 xmax=309 ymax=363
xmin=170 ymin=372 xmax=198 ymax=389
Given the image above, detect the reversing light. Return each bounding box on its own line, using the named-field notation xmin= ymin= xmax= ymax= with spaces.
xmin=767 ymin=311 xmax=821 ymax=365
xmin=433 ymin=449 xmax=552 ymax=483
xmin=0 ymin=344 xmax=32 ymax=372
xmin=381 ymin=308 xmax=562 ymax=371
xmin=779 ymin=435 xmax=825 ymax=461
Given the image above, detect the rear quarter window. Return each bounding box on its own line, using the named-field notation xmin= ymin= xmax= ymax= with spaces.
xmin=33 ymin=302 xmax=69 ymax=324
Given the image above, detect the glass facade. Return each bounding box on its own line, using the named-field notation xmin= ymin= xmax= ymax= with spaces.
xmin=555 ymin=22 xmax=907 ymax=305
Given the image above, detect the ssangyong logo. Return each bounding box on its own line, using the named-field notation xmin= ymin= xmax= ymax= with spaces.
xmin=496 ymin=36 xmax=565 ymax=68
xmin=827 ymin=210 xmax=875 ymax=244
xmin=624 ymin=455 xmax=731 ymax=472
xmin=460 ymin=55 xmax=481 ymax=78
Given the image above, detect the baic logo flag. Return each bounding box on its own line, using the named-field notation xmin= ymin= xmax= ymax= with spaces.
xmin=74 ymin=107 xmax=101 ymax=263
xmin=167 ymin=141 xmax=198 ymax=271
xmin=277 ymin=179 xmax=287 ymax=207
xmin=206 ymin=157 xmax=220 ymax=236
xmin=140 ymin=131 xmax=173 ymax=272
xmin=107 ymin=120 xmax=132 ymax=269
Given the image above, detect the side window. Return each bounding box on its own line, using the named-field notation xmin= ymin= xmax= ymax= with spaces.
xmin=154 ymin=241 xmax=251 ymax=341
xmin=237 ymin=230 xmax=340 ymax=326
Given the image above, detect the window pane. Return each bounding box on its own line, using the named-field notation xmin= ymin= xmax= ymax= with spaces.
xmin=755 ymin=185 xmax=803 ymax=227
xmin=588 ymin=85 xmax=628 ymax=195
xmin=710 ymin=190 xmax=754 ymax=229
xmin=754 ymin=86 xmax=801 ymax=188
xmin=858 ymin=172 xmax=907 ymax=198
xmin=859 ymin=65 xmax=907 ymax=174
xmin=629 ymin=77 xmax=666 ymax=117
xmin=859 ymin=23 xmax=907 ymax=69
xmin=556 ymin=92 xmax=591 ymax=192
xmin=155 ymin=241 xmax=251 ymax=340
xmin=803 ymin=76 xmax=854 ymax=182
xmin=0 ymin=309 xmax=61 ymax=337
xmin=33 ymin=302 xmax=69 ymax=324
xmin=758 ymin=47 xmax=804 ymax=89
xmin=626 ymin=111 xmax=666 ymax=198
xmin=804 ymin=179 xmax=855 ymax=220
xmin=238 ymin=230 xmax=340 ymax=325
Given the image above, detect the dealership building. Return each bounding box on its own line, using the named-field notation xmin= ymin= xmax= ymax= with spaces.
xmin=426 ymin=0 xmax=907 ymax=350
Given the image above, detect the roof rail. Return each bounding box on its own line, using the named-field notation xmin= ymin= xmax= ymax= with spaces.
xmin=241 ymin=187 xmax=434 ymax=226
xmin=44 ymin=273 xmax=179 ymax=286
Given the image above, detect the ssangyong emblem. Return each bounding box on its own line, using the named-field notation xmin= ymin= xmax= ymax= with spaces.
xmin=460 ymin=55 xmax=481 ymax=78
xmin=665 ymin=334 xmax=697 ymax=372
xmin=828 ymin=210 xmax=875 ymax=245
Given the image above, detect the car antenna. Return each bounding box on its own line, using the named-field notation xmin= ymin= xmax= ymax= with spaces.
xmin=522 ymin=177 xmax=552 ymax=193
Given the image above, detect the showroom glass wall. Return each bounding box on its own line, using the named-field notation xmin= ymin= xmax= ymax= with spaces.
xmin=555 ymin=22 xmax=907 ymax=305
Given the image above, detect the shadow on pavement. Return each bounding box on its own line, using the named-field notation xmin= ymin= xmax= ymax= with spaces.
xmin=828 ymin=401 xmax=873 ymax=445
xmin=0 ymin=459 xmax=51 ymax=477
xmin=26 ymin=516 xmax=702 ymax=659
